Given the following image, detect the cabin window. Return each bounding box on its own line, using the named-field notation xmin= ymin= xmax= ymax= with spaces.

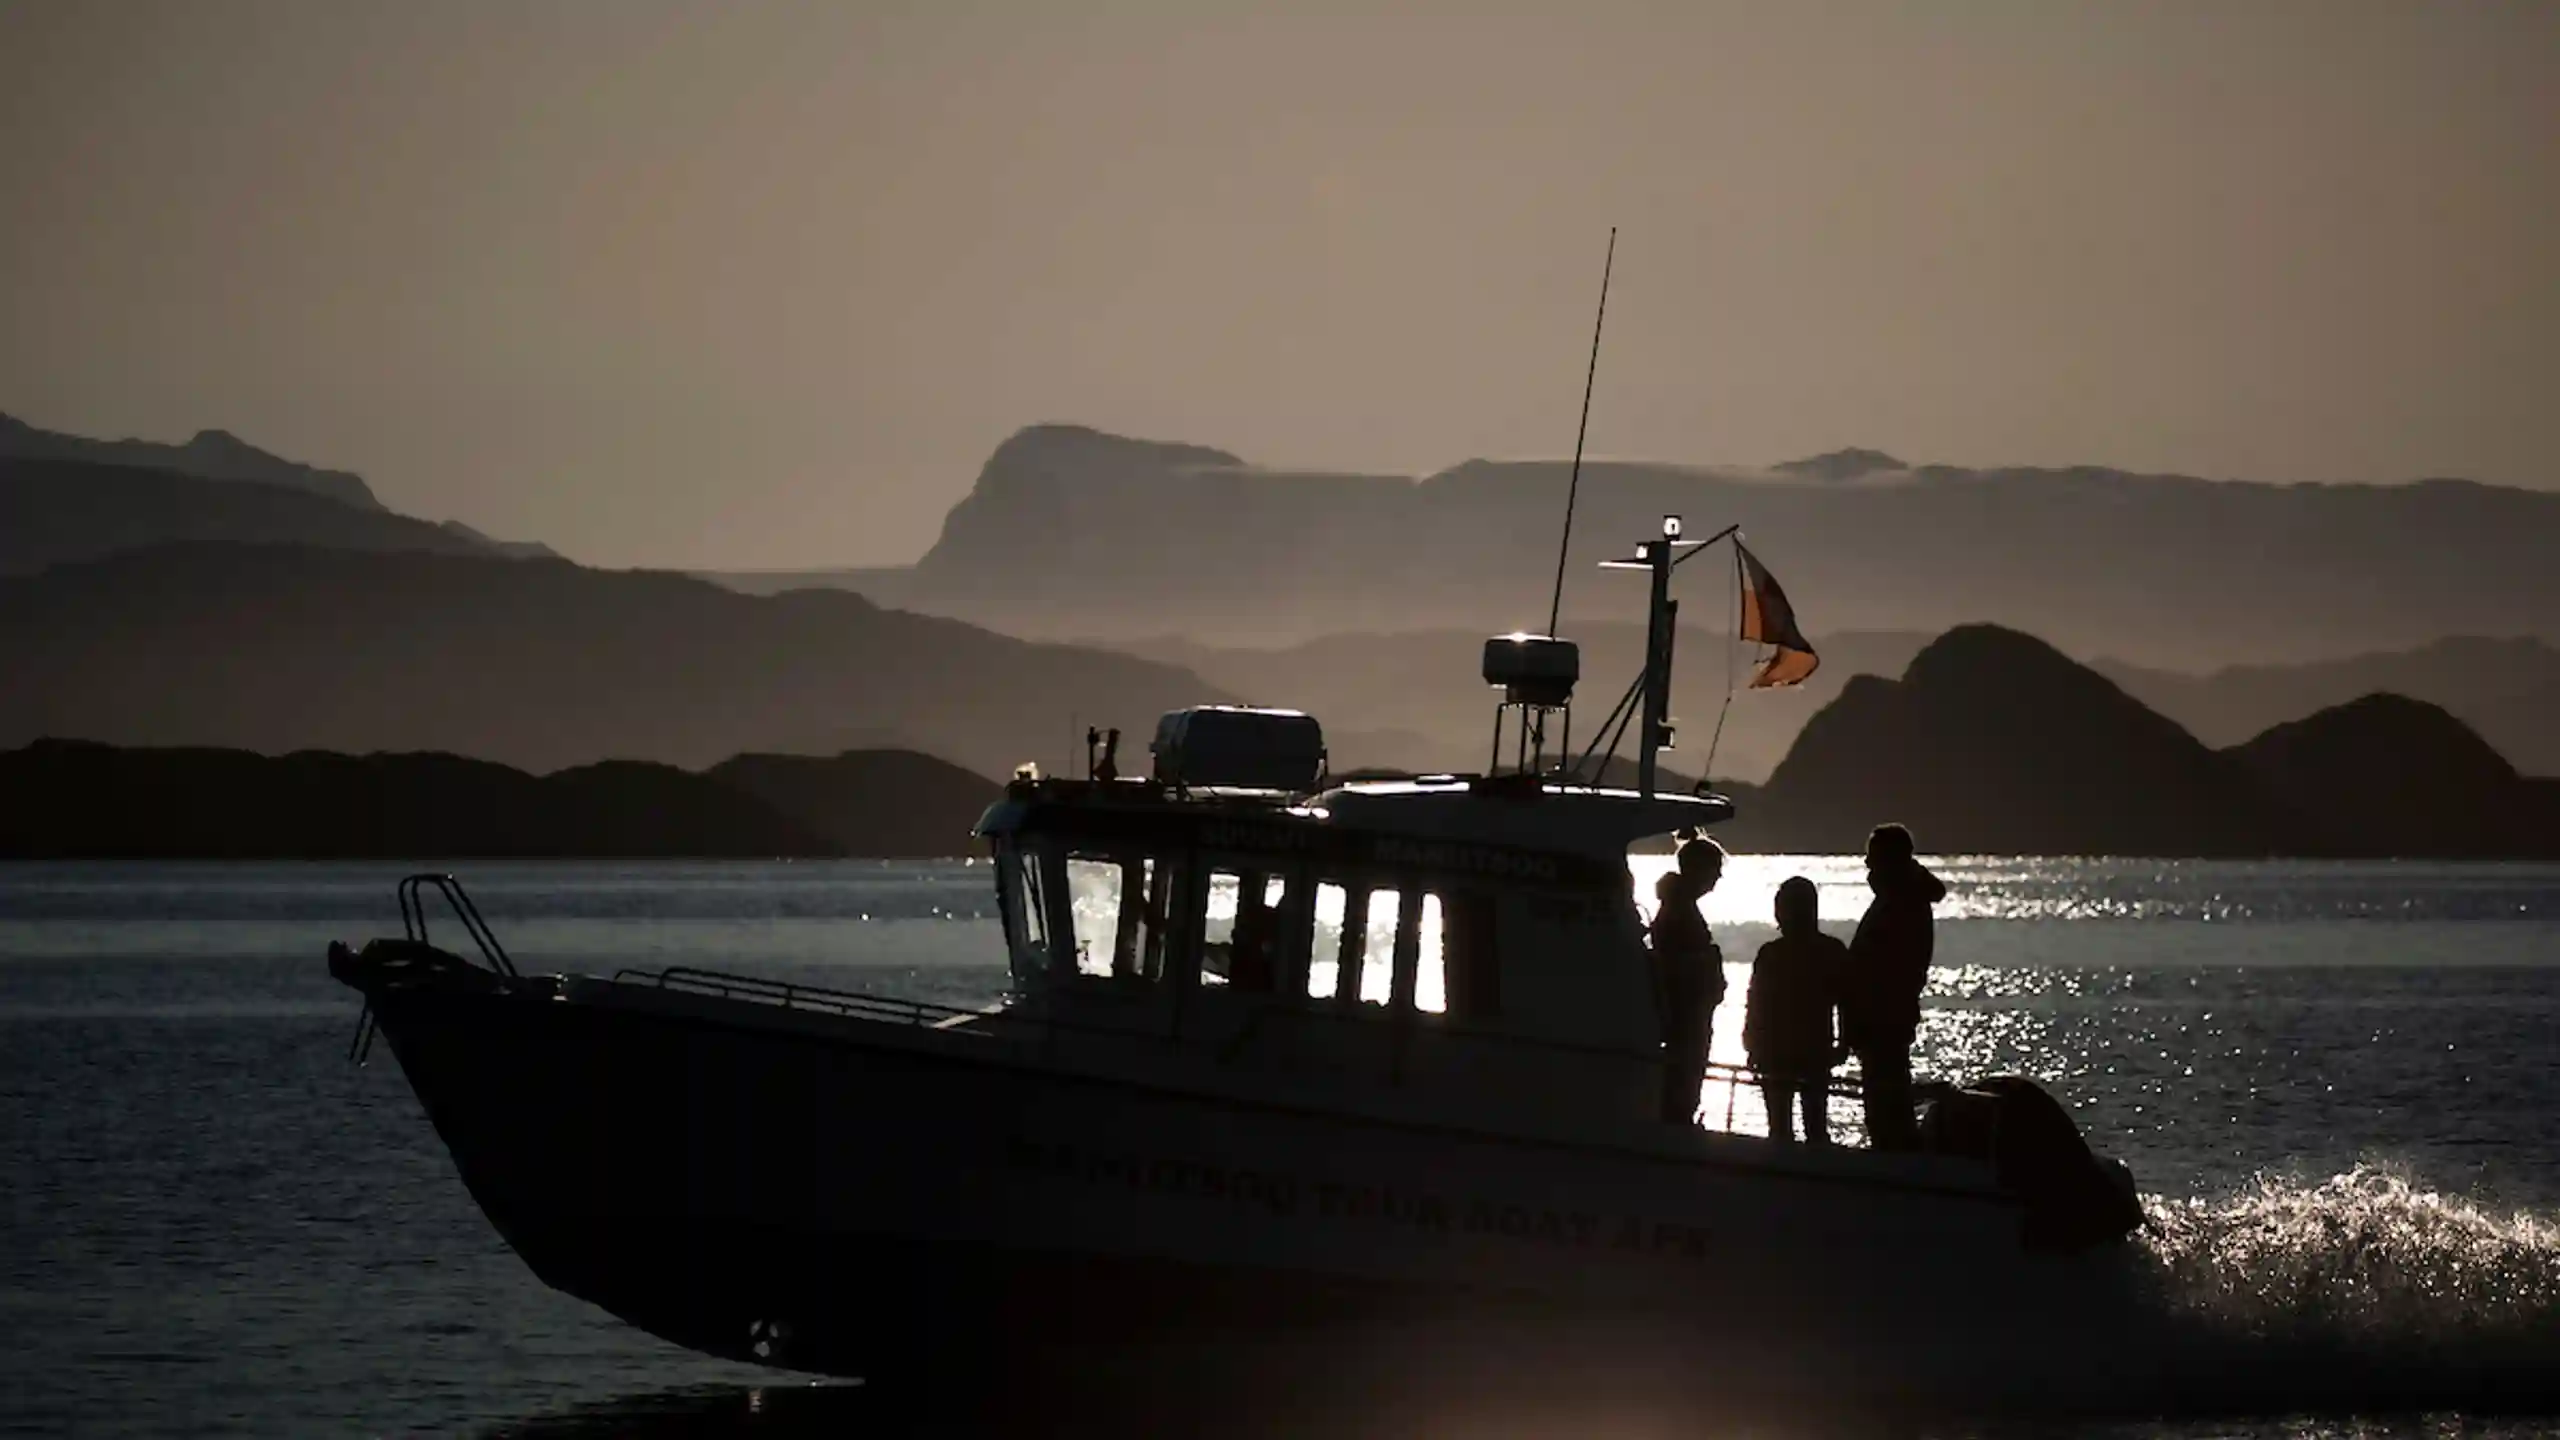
xmin=1063 ymin=853 xmax=1171 ymax=981
xmin=1414 ymin=894 xmax=1446 ymax=1014
xmin=1302 ymin=884 xmax=1405 ymax=1007
xmin=1299 ymin=884 xmax=1491 ymax=1016
xmin=1008 ymin=852 xmax=1054 ymax=972
xmin=1356 ymin=889 xmax=1400 ymax=1006
xmin=1130 ymin=856 xmax=1179 ymax=981
xmin=1306 ymin=882 xmax=1350 ymax=1000
xmin=1202 ymin=870 xmax=1288 ymax=993
xmin=1065 ymin=856 xmax=1125 ymax=977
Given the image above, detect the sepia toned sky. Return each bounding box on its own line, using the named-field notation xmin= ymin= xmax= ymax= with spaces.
xmin=2 ymin=1 xmax=2553 ymax=568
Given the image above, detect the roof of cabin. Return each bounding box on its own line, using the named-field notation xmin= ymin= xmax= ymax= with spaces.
xmin=1314 ymin=778 xmax=1730 ymax=855
xmin=978 ymin=774 xmax=1731 ymax=866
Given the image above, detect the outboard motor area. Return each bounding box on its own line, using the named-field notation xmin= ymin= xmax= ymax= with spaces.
xmin=1149 ymin=706 xmax=1326 ymax=793
xmin=1920 ymin=1077 xmax=2145 ymax=1253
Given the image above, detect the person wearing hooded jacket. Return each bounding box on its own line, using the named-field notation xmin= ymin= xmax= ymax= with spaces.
xmin=1647 ymin=835 xmax=1726 ymax=1125
xmin=1745 ymin=876 xmax=1847 ymax=1144
xmin=1843 ymin=823 xmax=1947 ymax=1151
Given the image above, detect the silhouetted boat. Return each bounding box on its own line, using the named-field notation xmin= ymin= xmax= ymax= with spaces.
xmin=330 ymin=517 xmax=2141 ymax=1401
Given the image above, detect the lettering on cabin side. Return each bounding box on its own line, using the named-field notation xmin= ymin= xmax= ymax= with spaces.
xmin=1007 ymin=1136 xmax=1302 ymax=1217
xmin=1004 ymin=1137 xmax=1710 ymax=1260
xmin=1198 ymin=821 xmax=1314 ymax=855
xmin=1369 ymin=838 xmax=1561 ymax=884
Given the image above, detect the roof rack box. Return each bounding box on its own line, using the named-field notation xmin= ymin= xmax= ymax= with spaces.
xmin=1150 ymin=707 xmax=1326 ymax=792
xmin=1482 ymin=633 xmax=1580 ymax=708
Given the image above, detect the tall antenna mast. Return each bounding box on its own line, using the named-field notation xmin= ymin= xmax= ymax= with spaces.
xmin=1545 ymin=227 xmax=1616 ymax=637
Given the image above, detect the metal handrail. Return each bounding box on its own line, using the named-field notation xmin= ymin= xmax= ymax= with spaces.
xmin=1696 ymin=1059 xmax=1860 ymax=1133
xmin=397 ymin=873 xmax=516 ymax=978
xmin=612 ymin=965 xmax=1239 ymax=1055
xmin=1700 ymin=1057 xmax=1871 ymax=1103
xmin=613 ymin=966 xmax=994 ymax=1031
xmin=605 ymin=964 xmax=1890 ymax=1139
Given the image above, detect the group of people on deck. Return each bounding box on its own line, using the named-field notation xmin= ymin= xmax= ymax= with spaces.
xmin=1646 ymin=823 xmax=1947 ymax=1149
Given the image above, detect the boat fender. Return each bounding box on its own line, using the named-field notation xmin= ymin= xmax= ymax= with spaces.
xmin=1918 ymin=1076 xmax=2145 ymax=1254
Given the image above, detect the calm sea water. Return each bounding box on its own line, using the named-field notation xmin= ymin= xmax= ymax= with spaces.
xmin=3 ymin=857 xmax=2557 ymax=1438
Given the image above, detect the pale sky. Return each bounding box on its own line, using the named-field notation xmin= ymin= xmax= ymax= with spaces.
xmin=3 ymin=1 xmax=2552 ymax=568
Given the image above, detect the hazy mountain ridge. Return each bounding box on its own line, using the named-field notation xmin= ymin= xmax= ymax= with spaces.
xmin=0 ymin=458 xmax=500 ymax=575
xmin=435 ymin=519 xmax=562 ymax=561
xmin=0 ymin=411 xmax=383 ymax=509
xmin=2099 ymin=638 xmax=2560 ymax=777
xmin=691 ymin=565 xmax=915 ymax=602
xmin=2226 ymin=694 xmax=2533 ymax=858
xmin=0 ymin=738 xmax=997 ymax=858
xmin=1773 ymin=447 xmax=1909 ymax=482
xmin=908 ymin=424 xmax=1415 ymax=638
xmin=1 ymin=414 xmax=561 ymax=573
xmin=1719 ymin=626 xmax=2560 ymax=857
xmin=0 ymin=543 xmax=1231 ymax=782
xmin=14 ymin=571 xmax=2546 ymax=855
xmin=1734 ymin=626 xmax=2290 ymax=855
xmin=810 ymin=425 xmax=2560 ymax=667
xmin=706 ymin=750 xmax=1001 ymax=857
xmin=1108 ymin=627 xmax=2560 ymax=783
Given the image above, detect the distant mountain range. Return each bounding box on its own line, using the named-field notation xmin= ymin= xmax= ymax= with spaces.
xmin=0 ymin=457 xmax=500 ymax=575
xmin=0 ymin=544 xmax=1228 ymax=782
xmin=1717 ymin=626 xmax=2560 ymax=858
xmin=705 ymin=749 xmax=1003 ymax=856
xmin=1115 ymin=626 xmax=2560 ymax=782
xmin=10 ymin=406 xmax=2557 ymax=838
xmin=717 ymin=424 xmax=2560 ymax=669
xmin=2099 ymin=638 xmax=2560 ymax=778
xmin=0 ymin=739 xmax=998 ymax=858
xmin=433 ymin=519 xmax=560 ymax=561
xmin=14 ymin=612 xmax=2545 ymax=857
xmin=0 ymin=411 xmax=556 ymax=572
xmin=1 ymin=410 xmax=384 ymax=509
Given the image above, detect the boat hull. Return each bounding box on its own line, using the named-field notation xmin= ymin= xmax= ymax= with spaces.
xmin=357 ymin=971 xmax=2122 ymax=1403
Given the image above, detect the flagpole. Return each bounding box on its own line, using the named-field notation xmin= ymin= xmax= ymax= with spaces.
xmin=1670 ymin=523 xmax=1741 ymax=568
xmin=1701 ymin=542 xmax=1742 ymax=779
xmin=1579 ymin=522 xmax=1736 ymax=787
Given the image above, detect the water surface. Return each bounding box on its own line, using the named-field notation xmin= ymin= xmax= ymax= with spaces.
xmin=3 ymin=858 xmax=2556 ymax=1436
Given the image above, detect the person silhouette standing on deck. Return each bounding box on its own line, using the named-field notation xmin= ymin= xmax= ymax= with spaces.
xmin=1844 ymin=824 xmax=1946 ymax=1151
xmin=1648 ymin=834 xmax=1726 ymax=1125
xmin=1745 ymin=876 xmax=1848 ymax=1145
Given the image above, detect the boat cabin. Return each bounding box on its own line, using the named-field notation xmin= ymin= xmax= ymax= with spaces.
xmin=978 ymin=704 xmax=1730 ymax=1127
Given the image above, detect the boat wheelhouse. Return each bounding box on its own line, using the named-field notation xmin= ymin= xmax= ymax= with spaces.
xmin=983 ymin=758 xmax=1733 ymax=1132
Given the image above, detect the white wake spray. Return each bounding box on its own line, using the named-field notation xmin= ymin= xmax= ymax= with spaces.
xmin=2090 ymin=1165 xmax=2560 ymax=1416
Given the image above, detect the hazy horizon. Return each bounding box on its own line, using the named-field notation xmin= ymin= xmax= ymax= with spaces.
xmin=5 ymin=1 xmax=2554 ymax=569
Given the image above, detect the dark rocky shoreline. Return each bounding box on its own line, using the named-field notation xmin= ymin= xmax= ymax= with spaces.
xmin=0 ymin=739 xmax=998 ymax=859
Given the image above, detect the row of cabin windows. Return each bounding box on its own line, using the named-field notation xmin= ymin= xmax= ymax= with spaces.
xmin=1006 ymin=848 xmax=1498 ymax=1018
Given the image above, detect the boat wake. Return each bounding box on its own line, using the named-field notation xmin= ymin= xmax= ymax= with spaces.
xmin=2102 ymin=1164 xmax=2560 ymax=1416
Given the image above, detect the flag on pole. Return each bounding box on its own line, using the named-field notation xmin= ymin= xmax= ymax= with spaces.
xmin=1737 ymin=542 xmax=1819 ymax=688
